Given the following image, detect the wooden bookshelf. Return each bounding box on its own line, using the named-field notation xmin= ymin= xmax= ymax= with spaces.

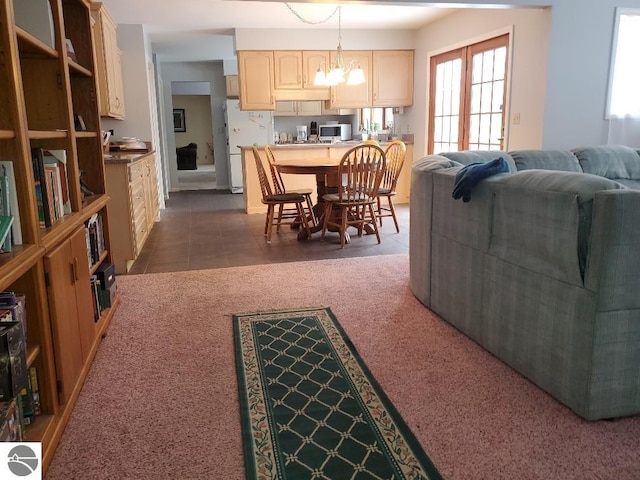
xmin=0 ymin=0 xmax=119 ymax=473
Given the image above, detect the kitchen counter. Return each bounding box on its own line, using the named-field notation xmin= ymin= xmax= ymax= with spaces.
xmin=104 ymin=150 xmax=155 ymax=164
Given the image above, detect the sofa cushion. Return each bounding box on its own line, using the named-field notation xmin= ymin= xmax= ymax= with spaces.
xmin=489 ymin=170 xmax=626 ymax=285
xmin=510 ymin=149 xmax=582 ymax=172
xmin=572 ymin=145 xmax=640 ymax=180
xmin=439 ymin=150 xmax=517 ymax=172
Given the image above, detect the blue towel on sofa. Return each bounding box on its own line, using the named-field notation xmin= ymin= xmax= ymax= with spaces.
xmin=452 ymin=157 xmax=511 ymax=202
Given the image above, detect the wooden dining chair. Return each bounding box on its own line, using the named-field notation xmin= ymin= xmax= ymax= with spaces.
xmin=375 ymin=139 xmax=407 ymax=232
xmin=252 ymin=146 xmax=311 ymax=243
xmin=264 ymin=145 xmax=316 ymax=226
xmin=320 ymin=144 xmax=386 ymax=248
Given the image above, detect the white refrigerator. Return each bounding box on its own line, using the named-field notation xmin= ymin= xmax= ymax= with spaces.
xmin=223 ymin=99 xmax=273 ymax=193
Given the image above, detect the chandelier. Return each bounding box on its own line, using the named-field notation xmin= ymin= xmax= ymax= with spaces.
xmin=285 ymin=4 xmax=366 ymax=87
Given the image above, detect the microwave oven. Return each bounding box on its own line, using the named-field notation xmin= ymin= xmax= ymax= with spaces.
xmin=319 ymin=124 xmax=352 ymax=142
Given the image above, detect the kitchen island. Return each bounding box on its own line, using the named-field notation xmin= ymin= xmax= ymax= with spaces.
xmin=241 ymin=141 xmax=413 ymax=214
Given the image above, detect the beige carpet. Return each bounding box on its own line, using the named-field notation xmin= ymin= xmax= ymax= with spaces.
xmin=45 ymin=255 xmax=640 ymax=479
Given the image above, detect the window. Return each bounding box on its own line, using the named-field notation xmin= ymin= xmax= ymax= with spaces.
xmin=428 ymin=34 xmax=509 ymax=154
xmin=359 ymin=108 xmax=394 ymax=133
xmin=608 ymin=10 xmax=640 ymax=117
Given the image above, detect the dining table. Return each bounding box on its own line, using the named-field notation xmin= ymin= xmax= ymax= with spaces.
xmin=275 ymin=157 xmax=376 ymax=242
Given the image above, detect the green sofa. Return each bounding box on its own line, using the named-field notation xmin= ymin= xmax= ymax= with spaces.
xmin=410 ymin=145 xmax=640 ymax=420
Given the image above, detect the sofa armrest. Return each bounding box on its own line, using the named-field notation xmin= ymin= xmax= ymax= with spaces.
xmin=585 ymin=189 xmax=640 ymax=310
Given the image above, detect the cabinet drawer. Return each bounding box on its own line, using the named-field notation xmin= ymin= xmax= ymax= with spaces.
xmin=128 ymin=163 xmax=144 ymax=183
xmin=133 ymin=211 xmax=148 ymax=255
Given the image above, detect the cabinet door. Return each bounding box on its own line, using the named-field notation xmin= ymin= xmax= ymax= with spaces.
xmin=238 ymin=51 xmax=275 ymax=110
xmin=274 ymin=51 xmax=303 ymax=89
xmin=302 ymin=51 xmax=330 ymax=90
xmin=296 ymin=101 xmax=322 ymax=116
xmin=329 ymin=51 xmax=373 ymax=108
xmin=373 ymin=50 xmax=414 ymax=107
xmin=44 ymin=227 xmax=94 ymax=404
xmin=274 ymin=101 xmax=297 ymax=116
xmin=225 ymin=75 xmax=239 ymax=97
xmin=143 ymin=155 xmax=159 ymax=229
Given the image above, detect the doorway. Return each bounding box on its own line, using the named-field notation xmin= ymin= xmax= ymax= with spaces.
xmin=171 ymin=82 xmax=216 ymax=190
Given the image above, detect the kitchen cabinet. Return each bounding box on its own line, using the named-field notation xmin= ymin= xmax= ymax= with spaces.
xmin=274 ymin=101 xmax=322 ymax=116
xmin=238 ymin=51 xmax=275 ymax=110
xmin=372 ymin=50 xmax=414 ymax=106
xmin=274 ymin=51 xmax=303 ymax=89
xmin=0 ymin=0 xmax=119 ymax=470
xmin=225 ymin=75 xmax=239 ymax=98
xmin=328 ymin=51 xmax=373 ymax=109
xmin=105 ymin=152 xmax=160 ymax=273
xmin=91 ymin=2 xmax=126 ymax=118
xmin=272 ymin=51 xmax=331 ymax=101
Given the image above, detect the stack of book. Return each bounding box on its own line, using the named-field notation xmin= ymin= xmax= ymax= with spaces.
xmin=31 ymin=148 xmax=72 ymax=229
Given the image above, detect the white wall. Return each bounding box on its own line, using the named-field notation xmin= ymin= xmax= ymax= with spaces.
xmin=159 ymin=62 xmax=228 ymax=191
xmin=234 ymin=28 xmax=415 ymax=50
xmin=102 ymin=24 xmax=153 ymax=142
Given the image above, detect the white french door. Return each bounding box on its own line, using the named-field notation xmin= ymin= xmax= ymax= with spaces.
xmin=429 ymin=34 xmax=509 ymax=154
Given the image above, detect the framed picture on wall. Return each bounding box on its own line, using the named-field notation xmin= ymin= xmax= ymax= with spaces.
xmin=173 ymin=108 xmax=186 ymax=132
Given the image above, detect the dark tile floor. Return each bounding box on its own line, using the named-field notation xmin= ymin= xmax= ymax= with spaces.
xmin=127 ymin=190 xmax=409 ymax=274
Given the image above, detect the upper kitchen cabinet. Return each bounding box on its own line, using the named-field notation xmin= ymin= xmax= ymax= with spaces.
xmin=91 ymin=2 xmax=125 ymax=119
xmin=272 ymin=51 xmax=331 ymax=101
xmin=328 ymin=51 xmax=372 ymax=109
xmin=238 ymin=51 xmax=275 ymax=110
xmin=372 ymin=50 xmax=414 ymax=107
xmin=274 ymin=51 xmax=303 ymax=89
xmin=225 ymin=75 xmax=239 ymax=98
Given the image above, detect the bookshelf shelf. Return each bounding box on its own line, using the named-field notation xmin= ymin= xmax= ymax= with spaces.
xmin=90 ymin=249 xmax=109 ymax=276
xmin=16 ymin=28 xmax=59 ymax=58
xmin=24 ymin=414 xmax=56 ymax=442
xmin=28 ymin=130 xmax=69 ymax=140
xmin=75 ymin=131 xmax=97 ymax=138
xmin=68 ymin=60 xmax=92 ymax=77
xmin=2 ymin=0 xmax=118 ymax=471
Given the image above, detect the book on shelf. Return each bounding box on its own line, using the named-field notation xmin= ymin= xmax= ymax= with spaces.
xmin=0 ymin=171 xmax=12 ymax=252
xmin=42 ymin=149 xmax=71 ymax=215
xmin=0 ymin=216 xmax=14 ymax=254
xmin=31 ymin=148 xmax=52 ymax=228
xmin=0 ymin=321 xmax=29 ymax=403
xmin=85 ymin=212 xmax=106 ymax=266
xmin=28 ymin=366 xmax=41 ymax=417
xmin=0 ymin=162 xmax=23 ymax=246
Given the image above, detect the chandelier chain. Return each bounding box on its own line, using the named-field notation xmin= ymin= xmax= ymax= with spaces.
xmin=284 ymin=4 xmax=340 ymax=25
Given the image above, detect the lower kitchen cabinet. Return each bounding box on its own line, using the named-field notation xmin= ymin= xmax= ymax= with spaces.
xmin=105 ymin=151 xmax=160 ymax=273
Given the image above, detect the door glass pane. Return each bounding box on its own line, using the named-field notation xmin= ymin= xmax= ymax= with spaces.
xmin=469 ymin=114 xmax=479 ymax=143
xmin=470 ymin=84 xmax=481 ymax=114
xmin=472 ymin=54 xmax=483 ymax=83
xmin=494 ymin=47 xmax=506 ymax=80
xmin=480 ymin=83 xmax=492 ymax=113
xmin=492 ymin=80 xmax=504 ymax=112
xmin=481 ymin=50 xmax=495 ymax=82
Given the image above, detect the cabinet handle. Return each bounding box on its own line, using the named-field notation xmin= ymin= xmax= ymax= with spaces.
xmin=72 ymin=257 xmax=79 ymax=282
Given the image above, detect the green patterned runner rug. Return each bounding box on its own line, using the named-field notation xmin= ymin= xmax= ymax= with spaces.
xmin=233 ymin=307 xmax=443 ymax=480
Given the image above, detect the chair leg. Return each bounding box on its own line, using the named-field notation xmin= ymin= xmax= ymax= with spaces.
xmin=264 ymin=205 xmax=272 ymax=236
xmin=377 ymin=197 xmax=383 ymax=226
xmin=321 ymin=203 xmax=333 ymax=241
xmin=340 ymin=205 xmax=348 ymax=248
xmin=387 ymin=196 xmax=399 ymax=233
xmin=266 ymin=205 xmax=275 ymax=243
xmin=368 ymin=204 xmax=381 ymax=244
xmin=276 ymin=204 xmax=284 ymax=232
xmin=296 ymin=202 xmax=311 ymax=240
xmin=305 ymin=194 xmax=316 ymax=226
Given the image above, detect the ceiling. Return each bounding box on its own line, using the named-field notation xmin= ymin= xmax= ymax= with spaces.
xmin=99 ymin=0 xmax=456 ymax=61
